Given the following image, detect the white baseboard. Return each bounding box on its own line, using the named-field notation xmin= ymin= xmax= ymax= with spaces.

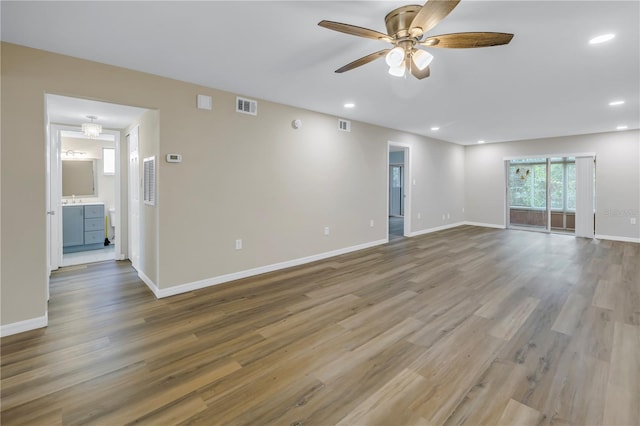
xmin=138 ymin=270 xmax=160 ymax=298
xmin=0 ymin=313 xmax=48 ymax=337
xmin=407 ymin=222 xmax=465 ymax=237
xmin=595 ymin=234 xmax=640 ymax=244
xmin=463 ymin=221 xmax=507 ymax=229
xmin=156 ymin=239 xmax=388 ymax=299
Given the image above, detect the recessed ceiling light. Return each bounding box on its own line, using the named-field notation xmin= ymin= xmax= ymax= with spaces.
xmin=609 ymin=100 xmax=625 ymax=106
xmin=616 ymin=125 xmax=628 ymax=130
xmin=431 ymin=126 xmax=440 ymax=131
xmin=344 ymin=103 xmax=355 ymax=108
xmin=589 ymin=33 xmax=615 ymax=44
xmin=477 ymin=140 xmax=485 ymax=144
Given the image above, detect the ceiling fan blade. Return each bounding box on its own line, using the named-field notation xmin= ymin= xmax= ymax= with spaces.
xmin=409 ymin=0 xmax=461 ymax=37
xmin=420 ymin=32 xmax=514 ymax=48
xmin=318 ymin=20 xmax=392 ymax=42
xmin=410 ymin=64 xmax=431 ymax=80
xmin=335 ymin=49 xmax=390 ymax=73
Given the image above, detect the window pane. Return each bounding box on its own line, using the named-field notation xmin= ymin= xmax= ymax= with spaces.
xmin=103 ymin=148 xmax=115 ymax=175
xmin=509 ymin=165 xmax=531 ymax=207
xmin=550 ymin=163 xmax=564 ymax=210
xmin=532 ymin=164 xmax=546 ymax=208
xmin=566 ymin=163 xmax=576 ymax=210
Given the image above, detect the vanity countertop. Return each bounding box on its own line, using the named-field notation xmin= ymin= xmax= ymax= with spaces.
xmin=62 ymin=202 xmax=105 ymax=206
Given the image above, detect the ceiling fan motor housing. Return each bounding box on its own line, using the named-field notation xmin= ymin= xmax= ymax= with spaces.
xmin=385 ymin=5 xmax=422 ymax=38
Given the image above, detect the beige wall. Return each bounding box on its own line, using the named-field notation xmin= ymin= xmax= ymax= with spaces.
xmin=1 ymin=42 xmax=464 ymax=327
xmin=465 ymin=131 xmax=640 ymax=240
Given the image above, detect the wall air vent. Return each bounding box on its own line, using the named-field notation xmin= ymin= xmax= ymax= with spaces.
xmin=143 ymin=156 xmax=156 ymax=206
xmin=338 ymin=119 xmax=351 ymax=132
xmin=236 ymin=97 xmax=257 ymax=116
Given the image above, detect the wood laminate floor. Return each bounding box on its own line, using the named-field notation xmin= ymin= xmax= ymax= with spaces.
xmin=1 ymin=226 xmax=639 ymax=425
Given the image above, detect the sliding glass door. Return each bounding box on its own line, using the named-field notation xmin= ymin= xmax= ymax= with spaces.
xmin=507 ymin=157 xmax=579 ymax=234
xmin=508 ymin=158 xmax=549 ymax=231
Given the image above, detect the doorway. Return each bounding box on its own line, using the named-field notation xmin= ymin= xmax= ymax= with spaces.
xmin=50 ymin=124 xmax=121 ymax=268
xmin=506 ymin=155 xmax=594 ymax=237
xmin=388 ymin=143 xmax=411 ymax=240
xmin=45 ymin=94 xmax=147 ymax=275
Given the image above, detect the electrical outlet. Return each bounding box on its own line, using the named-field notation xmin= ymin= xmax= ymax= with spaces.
xmin=235 ymin=239 xmax=242 ymax=250
xmin=417 ymin=212 xmax=421 ymax=220
xmin=370 ymin=219 xmax=374 ymax=227
xmin=631 ymin=218 xmax=637 ymax=225
xmin=324 ymin=226 xmax=330 ymax=236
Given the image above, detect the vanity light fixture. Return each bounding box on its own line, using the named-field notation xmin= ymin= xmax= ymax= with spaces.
xmin=62 ymin=150 xmax=87 ymax=159
xmin=608 ymin=100 xmax=625 ymax=106
xmin=477 ymin=140 xmax=486 ymax=144
xmin=430 ymin=126 xmax=440 ymax=131
xmin=82 ymin=115 xmax=102 ymax=139
xmin=616 ymin=125 xmax=628 ymax=130
xmin=344 ymin=103 xmax=355 ymax=108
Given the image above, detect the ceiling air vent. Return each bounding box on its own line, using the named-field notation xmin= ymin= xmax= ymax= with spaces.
xmin=338 ymin=119 xmax=351 ymax=132
xmin=236 ymin=96 xmax=257 ymax=116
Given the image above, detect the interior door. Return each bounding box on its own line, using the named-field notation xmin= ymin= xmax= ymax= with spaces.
xmin=128 ymin=126 xmax=140 ymax=270
xmin=389 ymin=165 xmax=404 ymax=217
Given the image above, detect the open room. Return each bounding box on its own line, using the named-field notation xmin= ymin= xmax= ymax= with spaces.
xmin=1 ymin=1 xmax=639 ymax=425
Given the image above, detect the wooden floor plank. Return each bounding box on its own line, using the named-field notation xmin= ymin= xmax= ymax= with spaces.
xmin=497 ymin=399 xmax=545 ymax=426
xmin=551 ymin=292 xmax=590 ymax=335
xmin=489 ymin=296 xmax=540 ymax=341
xmin=602 ymin=321 xmax=640 ymax=425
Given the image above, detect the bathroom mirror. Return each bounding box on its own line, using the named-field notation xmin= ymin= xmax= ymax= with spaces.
xmin=62 ymin=159 xmax=97 ymax=197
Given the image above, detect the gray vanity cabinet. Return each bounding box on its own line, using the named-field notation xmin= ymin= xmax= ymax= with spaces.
xmin=62 ymin=206 xmax=84 ymax=247
xmin=63 ymin=204 xmax=105 ymax=252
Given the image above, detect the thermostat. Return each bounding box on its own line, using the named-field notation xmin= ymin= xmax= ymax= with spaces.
xmin=166 ymin=154 xmax=182 ymax=163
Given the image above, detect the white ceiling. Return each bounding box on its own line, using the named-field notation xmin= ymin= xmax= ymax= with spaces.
xmin=2 ymin=1 xmax=639 ymax=145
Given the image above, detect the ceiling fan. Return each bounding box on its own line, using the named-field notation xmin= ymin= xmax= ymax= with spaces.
xmin=318 ymin=0 xmax=514 ymax=79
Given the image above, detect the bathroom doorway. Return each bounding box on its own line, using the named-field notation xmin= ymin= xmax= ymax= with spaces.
xmin=59 ymin=129 xmax=118 ymax=266
xmin=46 ymin=94 xmax=147 ymax=271
xmin=50 ymin=123 xmax=120 ymax=268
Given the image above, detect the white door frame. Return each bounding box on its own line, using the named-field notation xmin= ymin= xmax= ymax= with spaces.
xmin=128 ymin=126 xmax=140 ymax=271
xmin=48 ymin=124 xmax=123 ymax=271
xmin=387 ymin=142 xmax=412 ymax=238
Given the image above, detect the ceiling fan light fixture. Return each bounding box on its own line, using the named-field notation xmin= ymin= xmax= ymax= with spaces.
xmin=388 ymin=62 xmax=406 ymax=77
xmin=412 ymin=49 xmax=433 ymax=71
xmin=385 ymin=47 xmax=405 ymax=67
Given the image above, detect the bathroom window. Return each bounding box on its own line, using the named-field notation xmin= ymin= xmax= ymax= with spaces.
xmin=103 ymin=148 xmax=115 ymax=175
